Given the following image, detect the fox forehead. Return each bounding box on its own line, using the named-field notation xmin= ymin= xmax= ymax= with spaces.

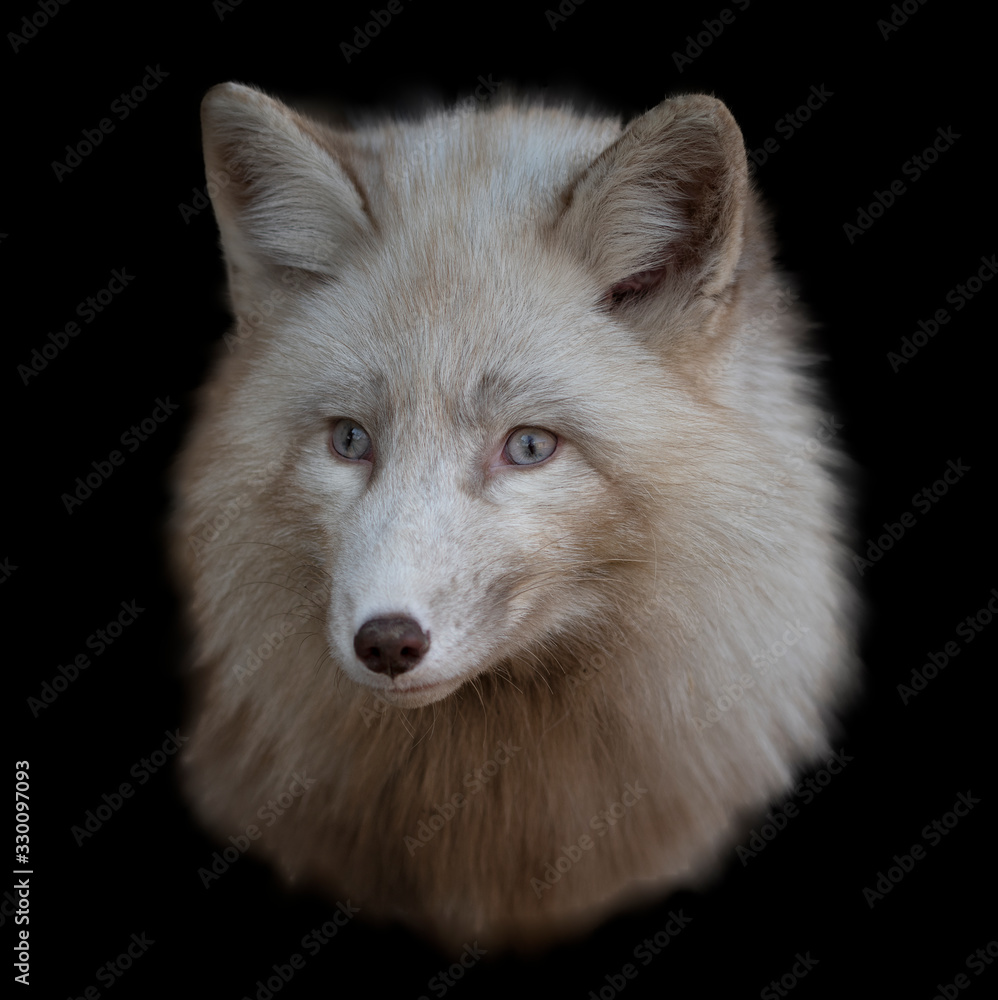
xmin=281 ymin=262 xmax=660 ymax=440
xmin=345 ymin=100 xmax=623 ymax=225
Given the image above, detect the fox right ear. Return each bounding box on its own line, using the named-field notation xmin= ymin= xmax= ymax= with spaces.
xmin=200 ymin=82 xmax=371 ymax=287
xmin=557 ymin=94 xmax=749 ymax=307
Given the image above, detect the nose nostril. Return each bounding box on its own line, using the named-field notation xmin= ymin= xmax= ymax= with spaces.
xmin=354 ymin=616 xmax=430 ymax=677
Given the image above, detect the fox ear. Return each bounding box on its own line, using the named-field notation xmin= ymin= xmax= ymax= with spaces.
xmin=558 ymin=94 xmax=749 ymax=305
xmin=200 ymin=82 xmax=370 ymax=285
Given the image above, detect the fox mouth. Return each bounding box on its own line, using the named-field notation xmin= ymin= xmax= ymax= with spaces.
xmin=362 ymin=673 xmax=466 ymax=708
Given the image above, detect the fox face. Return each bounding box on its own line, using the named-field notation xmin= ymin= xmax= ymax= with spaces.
xmin=281 ymin=266 xmax=671 ymax=708
xmin=180 ymin=83 xmax=757 ymax=710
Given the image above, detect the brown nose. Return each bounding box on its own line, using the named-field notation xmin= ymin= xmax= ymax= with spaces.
xmin=353 ymin=616 xmax=430 ymax=677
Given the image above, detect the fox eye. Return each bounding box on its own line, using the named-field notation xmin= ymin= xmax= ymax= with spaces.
xmin=503 ymin=427 xmax=557 ymax=465
xmin=330 ymin=418 xmax=372 ymax=461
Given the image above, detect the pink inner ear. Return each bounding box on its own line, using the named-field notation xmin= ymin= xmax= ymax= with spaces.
xmin=605 ymin=265 xmax=669 ymax=304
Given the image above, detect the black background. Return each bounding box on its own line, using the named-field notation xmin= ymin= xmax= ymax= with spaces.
xmin=7 ymin=1 xmax=995 ymax=997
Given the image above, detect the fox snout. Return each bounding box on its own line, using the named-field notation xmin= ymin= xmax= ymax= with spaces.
xmin=353 ymin=616 xmax=431 ymax=677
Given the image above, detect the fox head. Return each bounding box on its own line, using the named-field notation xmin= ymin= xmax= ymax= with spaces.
xmin=175 ymin=82 xmax=835 ymax=715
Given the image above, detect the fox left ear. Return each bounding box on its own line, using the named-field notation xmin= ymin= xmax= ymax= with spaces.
xmin=557 ymin=94 xmax=749 ymax=306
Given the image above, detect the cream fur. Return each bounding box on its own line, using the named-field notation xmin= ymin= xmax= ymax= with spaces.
xmin=171 ymin=83 xmax=859 ymax=952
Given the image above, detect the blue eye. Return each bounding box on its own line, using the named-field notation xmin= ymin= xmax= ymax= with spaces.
xmin=330 ymin=419 xmax=372 ymax=460
xmin=503 ymin=427 xmax=557 ymax=465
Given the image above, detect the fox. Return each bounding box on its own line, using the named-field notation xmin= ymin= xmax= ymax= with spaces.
xmin=171 ymin=81 xmax=859 ymax=952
